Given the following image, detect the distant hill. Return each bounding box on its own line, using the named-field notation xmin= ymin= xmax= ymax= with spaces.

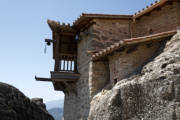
xmin=46 ymin=99 xmax=64 ymax=120
xmin=48 ymin=108 xmax=63 ymax=120
xmin=46 ymin=99 xmax=64 ymax=110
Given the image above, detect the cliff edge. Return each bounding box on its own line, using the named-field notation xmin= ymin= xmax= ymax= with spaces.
xmin=88 ymin=31 xmax=180 ymax=120
xmin=0 ymin=82 xmax=54 ymax=120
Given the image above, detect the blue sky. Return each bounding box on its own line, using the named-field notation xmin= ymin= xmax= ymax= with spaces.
xmin=0 ymin=0 xmax=156 ymax=102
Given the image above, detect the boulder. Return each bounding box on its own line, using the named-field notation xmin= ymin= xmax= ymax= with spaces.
xmin=88 ymin=32 xmax=180 ymax=120
xmin=0 ymin=82 xmax=54 ymax=120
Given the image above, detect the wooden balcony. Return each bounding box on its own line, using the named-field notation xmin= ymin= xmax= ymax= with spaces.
xmin=35 ymin=71 xmax=79 ymax=94
xmin=36 ymin=21 xmax=79 ymax=94
xmin=35 ymin=54 xmax=79 ymax=93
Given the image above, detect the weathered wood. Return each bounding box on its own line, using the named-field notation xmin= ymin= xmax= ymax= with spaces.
xmin=74 ymin=57 xmax=78 ymax=73
xmin=51 ymin=72 xmax=80 ymax=81
xmin=59 ymin=32 xmax=76 ymax=36
xmin=35 ymin=76 xmax=52 ymax=82
xmin=58 ymin=54 xmax=77 ymax=72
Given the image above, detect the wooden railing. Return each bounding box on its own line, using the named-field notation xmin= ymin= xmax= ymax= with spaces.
xmin=55 ymin=54 xmax=77 ymax=72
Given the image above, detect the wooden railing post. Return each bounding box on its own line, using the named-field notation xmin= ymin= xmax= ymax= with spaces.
xmin=74 ymin=56 xmax=78 ymax=73
xmin=54 ymin=58 xmax=59 ymax=71
xmin=58 ymin=54 xmax=78 ymax=73
xmin=70 ymin=57 xmax=72 ymax=71
xmin=59 ymin=56 xmax=62 ymax=71
xmin=66 ymin=56 xmax=69 ymax=71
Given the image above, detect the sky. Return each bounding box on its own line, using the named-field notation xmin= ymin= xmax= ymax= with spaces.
xmin=0 ymin=0 xmax=156 ymax=102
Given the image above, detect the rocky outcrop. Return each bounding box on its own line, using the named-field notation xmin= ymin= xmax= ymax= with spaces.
xmin=88 ymin=31 xmax=180 ymax=120
xmin=0 ymin=82 xmax=54 ymax=120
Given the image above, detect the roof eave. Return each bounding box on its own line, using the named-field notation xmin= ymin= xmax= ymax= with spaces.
xmin=92 ymin=30 xmax=177 ymax=61
xmin=72 ymin=13 xmax=133 ymax=31
xmin=47 ymin=19 xmax=76 ymax=34
xmin=133 ymin=0 xmax=175 ymax=19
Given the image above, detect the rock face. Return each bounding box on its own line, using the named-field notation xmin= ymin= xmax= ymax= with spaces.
xmin=88 ymin=32 xmax=180 ymax=120
xmin=0 ymin=82 xmax=54 ymax=120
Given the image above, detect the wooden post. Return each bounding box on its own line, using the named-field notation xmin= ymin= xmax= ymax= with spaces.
xmin=66 ymin=56 xmax=68 ymax=71
xmin=54 ymin=58 xmax=60 ymax=71
xmin=70 ymin=57 xmax=72 ymax=71
xmin=63 ymin=57 xmax=65 ymax=71
xmin=59 ymin=55 xmax=62 ymax=71
xmin=54 ymin=32 xmax=60 ymax=72
xmin=74 ymin=56 xmax=78 ymax=73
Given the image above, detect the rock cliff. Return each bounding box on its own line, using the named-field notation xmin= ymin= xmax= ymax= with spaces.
xmin=0 ymin=82 xmax=54 ymax=120
xmin=88 ymin=31 xmax=180 ymax=120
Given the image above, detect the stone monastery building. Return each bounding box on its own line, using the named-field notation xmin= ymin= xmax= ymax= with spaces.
xmin=36 ymin=0 xmax=180 ymax=119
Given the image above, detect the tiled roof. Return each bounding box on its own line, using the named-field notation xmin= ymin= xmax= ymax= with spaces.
xmin=47 ymin=0 xmax=179 ymax=32
xmin=133 ymin=0 xmax=178 ymax=19
xmin=73 ymin=13 xmax=132 ymax=30
xmin=47 ymin=20 xmax=76 ymax=33
xmin=92 ymin=30 xmax=177 ymax=61
xmin=47 ymin=14 xmax=132 ymax=32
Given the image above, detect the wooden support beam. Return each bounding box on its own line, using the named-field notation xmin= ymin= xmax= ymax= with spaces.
xmin=35 ymin=76 xmax=52 ymax=82
xmin=59 ymin=32 xmax=76 ymax=36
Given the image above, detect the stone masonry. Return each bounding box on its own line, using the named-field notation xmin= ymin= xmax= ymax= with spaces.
xmin=108 ymin=40 xmax=164 ymax=84
xmin=132 ymin=3 xmax=178 ymax=37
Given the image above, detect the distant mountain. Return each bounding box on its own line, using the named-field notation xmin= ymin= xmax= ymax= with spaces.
xmin=46 ymin=99 xmax=64 ymax=120
xmin=46 ymin=99 xmax=64 ymax=110
xmin=48 ymin=108 xmax=63 ymax=120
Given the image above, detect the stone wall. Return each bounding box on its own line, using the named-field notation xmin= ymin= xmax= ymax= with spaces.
xmin=108 ymin=40 xmax=165 ymax=85
xmin=64 ymin=26 xmax=93 ymax=120
xmin=88 ymin=19 xmax=131 ymax=51
xmin=87 ymin=19 xmax=133 ymax=97
xmin=133 ymin=3 xmax=178 ymax=37
xmin=89 ymin=61 xmax=110 ymax=99
xmin=64 ymin=94 xmax=79 ymax=120
xmin=87 ymin=19 xmax=132 ymax=98
xmin=175 ymin=2 xmax=180 ymax=28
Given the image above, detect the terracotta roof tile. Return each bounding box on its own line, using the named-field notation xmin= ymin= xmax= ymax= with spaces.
xmin=47 ymin=19 xmax=75 ymax=33
xmin=73 ymin=13 xmax=132 ymax=31
xmin=92 ymin=30 xmax=177 ymax=61
xmin=47 ymin=0 xmax=180 ymax=32
xmin=133 ymin=0 xmax=179 ymax=19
